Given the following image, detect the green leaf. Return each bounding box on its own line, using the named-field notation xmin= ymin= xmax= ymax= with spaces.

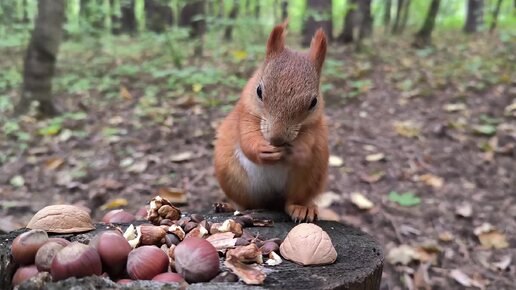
xmin=472 ymin=124 xmax=497 ymax=136
xmin=10 ymin=175 xmax=25 ymax=187
xmin=388 ymin=191 xmax=421 ymax=207
xmin=38 ymin=123 xmax=62 ymax=136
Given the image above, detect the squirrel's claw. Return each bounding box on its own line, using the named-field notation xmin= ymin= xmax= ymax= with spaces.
xmin=286 ymin=204 xmax=318 ymax=223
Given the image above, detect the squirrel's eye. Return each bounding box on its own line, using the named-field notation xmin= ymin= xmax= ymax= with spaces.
xmin=256 ymin=85 xmax=263 ymax=101
xmin=309 ymin=97 xmax=318 ymax=110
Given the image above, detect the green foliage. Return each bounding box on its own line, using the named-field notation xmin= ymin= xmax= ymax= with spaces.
xmin=388 ymin=191 xmax=422 ymax=207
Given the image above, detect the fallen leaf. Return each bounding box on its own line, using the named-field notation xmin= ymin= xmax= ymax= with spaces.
xmin=438 ymin=231 xmax=454 ymax=242
xmin=120 ymin=86 xmax=132 ymax=100
xmin=126 ymin=160 xmax=148 ymax=173
xmin=386 ymin=244 xmax=419 ymax=265
xmin=232 ymin=50 xmax=248 ymax=62
xmin=100 ymin=198 xmax=129 ymax=210
xmin=314 ymin=191 xmax=341 ymax=208
xmin=192 ymin=83 xmax=203 ymax=93
xmin=477 ymin=230 xmax=509 ymax=249
xmin=97 ymin=178 xmax=124 ymax=190
xmin=317 ymin=208 xmax=340 ymax=221
xmin=413 ymin=263 xmax=431 ymax=290
xmin=492 ymin=255 xmax=511 ymax=271
xmin=504 ymin=102 xmax=516 ymax=117
xmin=359 ymin=171 xmax=385 ymax=183
xmin=443 ymin=103 xmax=467 ymax=112
xmin=455 ymin=202 xmax=473 ymax=218
xmin=44 ymin=157 xmax=65 ymax=171
xmin=10 ymin=175 xmax=25 ymax=187
xmin=328 ymin=155 xmax=344 ymax=167
xmin=350 ymin=192 xmax=374 ymax=210
xmin=419 ymin=173 xmax=444 ymax=189
xmin=156 ymin=187 xmax=188 ymax=205
xmin=119 ymin=158 xmax=134 ymax=167
xmin=170 ymin=151 xmax=194 ymax=163
xmin=365 ymin=153 xmax=385 ymax=162
xmin=388 ymin=191 xmax=421 ymax=207
xmin=472 ymin=124 xmax=497 ymax=136
xmin=473 ymin=223 xmax=495 ymax=235
xmin=393 ymin=121 xmax=421 ymax=138
xmin=449 ymin=269 xmax=484 ymax=288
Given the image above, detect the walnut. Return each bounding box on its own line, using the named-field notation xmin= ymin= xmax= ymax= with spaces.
xmin=146 ymin=196 xmax=181 ymax=225
xmin=26 ymin=205 xmax=95 ymax=233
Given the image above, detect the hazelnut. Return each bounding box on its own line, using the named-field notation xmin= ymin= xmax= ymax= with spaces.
xmin=126 ymin=245 xmax=169 ymax=280
xmin=12 ymin=265 xmax=39 ymax=286
xmin=190 ymin=213 xmax=204 ymax=223
xmin=35 ymin=241 xmax=66 ymax=272
xmin=260 ymin=241 xmax=279 ymax=256
xmin=184 ymin=224 xmax=208 ymax=239
xmin=152 ymin=272 xmax=185 ymax=283
xmin=175 ymin=237 xmax=220 ymax=283
xmin=12 ymin=229 xmax=49 ymax=265
xmin=211 ymin=271 xmax=239 ymax=283
xmin=235 ymin=237 xmax=250 ymax=246
xmin=183 ymin=221 xmax=198 ymax=233
xmin=27 ymin=205 xmax=95 ymax=233
xmin=51 ymin=242 xmax=102 ymax=281
xmin=102 ymin=209 xmax=135 ymax=224
xmin=234 ymin=215 xmax=253 ymax=227
xmin=139 ymin=225 xmax=167 ymax=246
xmin=135 ymin=206 xmax=148 ymax=220
xmin=159 ymin=219 xmax=174 ymax=226
xmin=165 ymin=234 xmax=181 ymax=247
xmin=279 ymin=223 xmax=337 ymax=266
xmin=90 ymin=231 xmax=132 ymax=278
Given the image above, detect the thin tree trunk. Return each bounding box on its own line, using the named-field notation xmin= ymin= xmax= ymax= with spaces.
xmin=224 ymin=0 xmax=239 ymax=41
xmin=111 ymin=0 xmax=136 ymax=34
xmin=145 ymin=0 xmax=173 ymax=33
xmin=412 ymin=0 xmax=441 ymax=48
xmin=15 ymin=0 xmax=66 ymax=117
xmin=281 ymin=0 xmax=288 ymax=21
xmin=180 ymin=0 xmax=206 ymax=56
xmin=338 ymin=0 xmax=358 ymax=43
xmin=489 ymin=0 xmax=503 ymax=32
xmin=303 ymin=0 xmax=332 ymax=46
xmin=384 ymin=0 xmax=392 ymax=27
xmin=399 ymin=0 xmax=411 ymax=33
xmin=392 ymin=0 xmax=404 ymax=33
xmin=358 ymin=0 xmax=373 ymax=40
xmin=255 ymin=1 xmax=260 ymax=18
xmin=464 ymin=0 xmax=484 ymax=33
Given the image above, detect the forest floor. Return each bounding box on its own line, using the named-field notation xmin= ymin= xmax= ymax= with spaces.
xmin=0 ymin=31 xmax=515 ymax=289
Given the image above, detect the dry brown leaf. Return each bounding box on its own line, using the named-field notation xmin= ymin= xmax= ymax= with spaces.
xmin=393 ymin=120 xmax=421 ymax=138
xmin=449 ymin=269 xmax=485 ymax=288
xmin=156 ymin=187 xmax=188 ymax=205
xmin=455 ymin=202 xmax=473 ymax=218
xmin=170 ymin=151 xmax=194 ymax=163
xmin=419 ymin=174 xmax=444 ymax=189
xmin=317 ymin=208 xmax=340 ymax=221
xmin=438 ymin=231 xmax=454 ymax=242
xmin=97 ymin=178 xmax=124 ymax=190
xmin=44 ymin=157 xmax=65 ymax=171
xmin=350 ymin=192 xmax=374 ymax=210
xmin=120 ymin=86 xmax=132 ymax=100
xmin=365 ymin=153 xmax=385 ymax=162
xmin=492 ymin=255 xmax=512 ymax=271
xmin=477 ymin=230 xmax=509 ymax=249
xmin=359 ymin=171 xmax=385 ymax=183
xmin=386 ymin=244 xmax=419 ymax=265
xmin=126 ymin=160 xmax=148 ymax=173
xmin=314 ymin=191 xmax=341 ymax=208
xmin=413 ymin=263 xmax=431 ymax=290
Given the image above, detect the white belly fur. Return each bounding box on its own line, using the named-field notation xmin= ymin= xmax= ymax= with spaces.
xmin=235 ymin=146 xmax=289 ymax=202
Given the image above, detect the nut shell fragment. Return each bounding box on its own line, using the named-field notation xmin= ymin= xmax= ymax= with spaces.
xmin=224 ymin=256 xmax=265 ymax=285
xmin=279 ymin=223 xmax=337 ymax=266
xmin=27 ymin=205 xmax=95 ymax=233
xmin=226 ymin=244 xmax=263 ymax=264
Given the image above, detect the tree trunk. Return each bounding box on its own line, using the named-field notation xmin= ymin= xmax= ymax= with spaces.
xmin=255 ymin=1 xmax=260 ymax=18
xmin=145 ymin=0 xmax=173 ymax=33
xmin=281 ymin=0 xmax=288 ymax=21
xmin=384 ymin=0 xmax=392 ymax=27
xmin=180 ymin=0 xmax=206 ymax=38
xmin=15 ymin=0 xmax=66 ymax=117
xmin=338 ymin=0 xmax=358 ymax=44
xmin=224 ymin=0 xmax=239 ymax=41
xmin=464 ymin=0 xmax=484 ymax=33
xmin=399 ymin=0 xmax=411 ymax=33
xmin=391 ymin=0 xmax=404 ymax=33
xmin=489 ymin=0 xmax=503 ymax=32
xmin=111 ymin=0 xmax=136 ymax=35
xmin=358 ymin=0 xmax=373 ymax=40
xmin=412 ymin=0 xmax=441 ymax=48
xmin=302 ymin=0 xmax=332 ymax=46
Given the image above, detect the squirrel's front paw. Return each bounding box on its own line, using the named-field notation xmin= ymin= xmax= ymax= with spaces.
xmin=286 ymin=204 xmax=318 ymax=223
xmin=257 ymin=143 xmax=284 ymax=164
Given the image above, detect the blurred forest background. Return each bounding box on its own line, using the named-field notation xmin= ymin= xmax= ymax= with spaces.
xmin=0 ymin=0 xmax=515 ymax=289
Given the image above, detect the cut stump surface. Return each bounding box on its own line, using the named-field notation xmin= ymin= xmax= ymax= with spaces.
xmin=0 ymin=211 xmax=383 ymax=290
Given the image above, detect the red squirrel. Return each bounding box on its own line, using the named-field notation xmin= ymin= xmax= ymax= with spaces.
xmin=214 ymin=22 xmax=328 ymax=222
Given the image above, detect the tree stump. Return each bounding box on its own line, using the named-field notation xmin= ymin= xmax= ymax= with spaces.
xmin=0 ymin=211 xmax=383 ymax=290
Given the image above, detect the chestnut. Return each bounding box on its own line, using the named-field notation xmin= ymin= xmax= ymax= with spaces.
xmin=260 ymin=241 xmax=279 ymax=256
xmin=35 ymin=241 xmax=67 ymax=272
xmin=135 ymin=206 xmax=148 ymax=220
xmin=102 ymin=209 xmax=136 ymax=223
xmin=90 ymin=231 xmax=132 ymax=278
xmin=12 ymin=229 xmax=49 ymax=265
xmin=117 ymin=279 xmax=133 ymax=284
xmin=190 ymin=214 xmax=204 ymax=223
xmin=12 ymin=265 xmax=39 ymax=286
xmin=152 ymin=272 xmax=185 ymax=283
xmin=51 ymin=242 xmax=102 ymax=281
xmin=126 ymin=245 xmax=169 ymax=280
xmin=174 ymin=237 xmax=220 ymax=283
xmin=165 ymin=234 xmax=181 ymax=247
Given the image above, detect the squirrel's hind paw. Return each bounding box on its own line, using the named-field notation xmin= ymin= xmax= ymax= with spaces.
xmin=286 ymin=204 xmax=318 ymax=223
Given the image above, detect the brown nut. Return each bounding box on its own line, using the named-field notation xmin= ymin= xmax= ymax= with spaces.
xmin=127 ymin=245 xmax=169 ymax=280
xmin=224 ymin=255 xmax=265 ymax=285
xmin=234 ymin=215 xmax=253 ymax=227
xmin=12 ymin=229 xmax=49 ymax=265
xmin=27 ymin=205 xmax=95 ymax=233
xmin=12 ymin=265 xmax=39 ymax=286
xmin=183 ymin=221 xmax=198 ymax=233
xmin=102 ymin=209 xmax=135 ymax=224
xmin=185 ymin=224 xmax=208 ymax=239
xmin=167 ymin=225 xmax=186 ymax=240
xmin=90 ymin=231 xmax=132 ymax=278
xmin=35 ymin=241 xmax=66 ymax=272
xmin=210 ymin=219 xmax=243 ymax=237
xmin=206 ymin=232 xmax=237 ymax=253
xmin=235 ymin=237 xmax=250 ymax=247
xmin=175 ymin=237 xmax=220 ymax=283
xmin=226 ymin=244 xmax=263 ymax=264
xmin=190 ymin=213 xmax=205 ymax=223
xmin=139 ymin=225 xmax=167 ymax=246
xmin=260 ymin=241 xmax=279 ymax=256
xmin=279 ymin=223 xmax=337 ymax=266
xmin=147 ymin=196 xmax=181 ymax=225
xmin=51 ymin=242 xmax=102 ymax=281
xmin=165 ymin=234 xmax=181 ymax=247
xmin=211 ymin=271 xmax=239 ymax=283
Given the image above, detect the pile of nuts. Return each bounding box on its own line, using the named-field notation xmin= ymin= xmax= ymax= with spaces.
xmin=10 ymin=196 xmax=300 ymax=287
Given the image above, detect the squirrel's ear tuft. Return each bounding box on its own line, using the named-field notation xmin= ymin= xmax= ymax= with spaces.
xmin=266 ymin=20 xmax=288 ymax=58
xmin=309 ymin=28 xmax=327 ymax=74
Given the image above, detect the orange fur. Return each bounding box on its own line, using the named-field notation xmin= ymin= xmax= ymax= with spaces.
xmin=214 ymin=23 xmax=329 ymax=222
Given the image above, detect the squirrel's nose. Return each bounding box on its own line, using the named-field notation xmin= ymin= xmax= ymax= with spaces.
xmin=270 ymin=136 xmax=287 ymax=147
